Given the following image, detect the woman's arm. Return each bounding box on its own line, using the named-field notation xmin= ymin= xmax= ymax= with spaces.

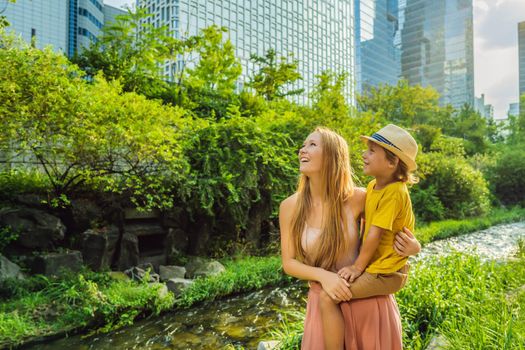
xmin=394 ymin=227 xmax=421 ymax=257
xmin=280 ymin=196 xmax=352 ymax=301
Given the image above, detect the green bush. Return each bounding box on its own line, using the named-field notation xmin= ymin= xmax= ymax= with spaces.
xmin=180 ymin=114 xmax=298 ymax=252
xmin=0 ymin=169 xmax=50 ymax=200
xmin=410 ymin=185 xmax=445 ymax=222
xmin=416 ymin=151 xmax=490 ymax=219
xmin=487 ymin=145 xmax=525 ymax=206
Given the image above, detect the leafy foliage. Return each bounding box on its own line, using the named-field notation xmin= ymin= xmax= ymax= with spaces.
xmin=486 ymin=145 xmax=525 ymax=206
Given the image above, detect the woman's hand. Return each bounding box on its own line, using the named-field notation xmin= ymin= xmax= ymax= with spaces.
xmin=394 ymin=227 xmax=421 ymax=257
xmin=320 ymin=270 xmax=353 ymax=302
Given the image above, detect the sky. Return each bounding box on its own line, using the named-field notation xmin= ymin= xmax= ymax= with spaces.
xmin=105 ymin=0 xmax=525 ymax=118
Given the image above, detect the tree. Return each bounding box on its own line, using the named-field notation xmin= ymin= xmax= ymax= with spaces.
xmin=310 ymin=70 xmax=350 ymax=121
xmin=248 ymin=49 xmax=304 ymax=101
xmin=0 ymin=30 xmax=189 ymax=209
xmin=357 ymin=80 xmax=444 ymax=126
xmin=72 ymin=8 xmax=170 ymax=98
xmin=182 ymin=25 xmax=242 ymax=118
xmin=443 ymin=104 xmax=490 ymax=155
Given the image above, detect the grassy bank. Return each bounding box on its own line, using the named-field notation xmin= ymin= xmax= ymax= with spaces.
xmin=0 ymin=256 xmax=292 ymax=347
xmin=272 ymin=242 xmax=525 ymax=349
xmin=417 ymin=206 xmax=525 ymax=245
xmin=1 ymin=207 xmax=524 ymax=347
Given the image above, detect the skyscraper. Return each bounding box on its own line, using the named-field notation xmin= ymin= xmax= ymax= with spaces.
xmin=137 ymin=0 xmax=356 ymax=102
xmin=1 ymin=0 xmax=125 ymax=57
xmin=519 ymin=21 xmax=525 ymax=103
xmin=400 ymin=0 xmax=474 ymax=109
xmin=355 ymin=0 xmax=400 ymax=94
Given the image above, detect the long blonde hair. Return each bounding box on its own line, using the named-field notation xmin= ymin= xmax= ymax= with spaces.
xmin=291 ymin=127 xmax=354 ymax=270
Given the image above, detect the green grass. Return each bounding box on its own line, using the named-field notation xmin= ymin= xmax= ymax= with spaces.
xmin=0 ymin=256 xmax=292 ymax=347
xmin=271 ymin=243 xmax=525 ymax=350
xmin=175 ymin=255 xmax=292 ymax=307
xmin=417 ymin=206 xmax=525 ymax=245
xmin=0 ymin=271 xmax=174 ymax=347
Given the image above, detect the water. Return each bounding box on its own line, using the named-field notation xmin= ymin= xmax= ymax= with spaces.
xmin=26 ymin=221 xmax=525 ymax=350
xmin=27 ymin=283 xmax=308 ymax=350
xmin=417 ymin=221 xmax=525 ymax=261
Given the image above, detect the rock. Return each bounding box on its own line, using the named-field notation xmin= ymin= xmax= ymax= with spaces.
xmin=165 ymin=228 xmax=189 ymax=255
xmin=124 ymin=266 xmax=159 ymax=283
xmin=159 ymin=265 xmax=186 ymax=281
xmin=166 ymin=277 xmax=194 ymax=296
xmin=28 ymin=250 xmax=83 ymax=276
xmin=117 ymin=233 xmax=139 ymax=270
xmin=161 ymin=207 xmax=188 ymax=229
xmin=0 ymin=208 xmax=66 ymax=249
xmin=14 ymin=194 xmax=47 ymax=209
xmin=426 ymin=334 xmax=449 ymax=350
xmin=80 ymin=226 xmax=119 ymax=271
xmin=257 ymin=340 xmax=280 ymax=350
xmin=185 ymin=257 xmax=225 ymax=279
xmin=70 ymin=198 xmax=105 ymax=232
xmin=0 ymin=254 xmax=24 ymax=280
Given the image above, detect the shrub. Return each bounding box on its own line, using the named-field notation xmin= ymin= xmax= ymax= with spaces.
xmin=486 ymin=145 xmax=525 ymax=206
xmin=416 ymin=151 xmax=490 ymax=219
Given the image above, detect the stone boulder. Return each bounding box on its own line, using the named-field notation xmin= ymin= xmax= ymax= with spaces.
xmin=165 ymin=277 xmax=194 ymax=296
xmin=159 ymin=265 xmax=186 ymax=281
xmin=0 ymin=254 xmax=24 ymax=280
xmin=70 ymin=198 xmax=105 ymax=233
xmin=0 ymin=208 xmax=66 ymax=250
xmin=257 ymin=341 xmax=280 ymax=350
xmin=124 ymin=266 xmax=160 ymax=283
xmin=185 ymin=257 xmax=226 ymax=279
xmin=80 ymin=226 xmax=119 ymax=271
xmin=117 ymin=233 xmax=139 ymax=270
xmin=165 ymin=228 xmax=189 ymax=256
xmin=28 ymin=250 xmax=83 ymax=276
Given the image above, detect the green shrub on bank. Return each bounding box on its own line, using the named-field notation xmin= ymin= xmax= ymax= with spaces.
xmin=487 ymin=145 xmax=525 ymax=206
xmin=415 ymin=148 xmax=491 ymax=220
xmin=174 ymin=256 xmax=292 ymax=308
xmin=0 ymin=272 xmax=174 ymax=346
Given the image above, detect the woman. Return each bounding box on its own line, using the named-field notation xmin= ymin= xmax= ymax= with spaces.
xmin=280 ymin=127 xmax=420 ymax=349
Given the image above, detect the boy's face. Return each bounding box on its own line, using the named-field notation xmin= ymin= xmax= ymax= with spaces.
xmin=362 ymin=141 xmax=394 ymax=177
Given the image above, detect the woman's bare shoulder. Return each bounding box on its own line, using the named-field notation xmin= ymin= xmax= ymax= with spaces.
xmin=353 ymin=187 xmax=367 ymax=200
xmin=280 ymin=193 xmax=299 ymax=212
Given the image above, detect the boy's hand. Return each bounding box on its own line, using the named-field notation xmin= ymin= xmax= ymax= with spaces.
xmin=338 ymin=265 xmax=364 ymax=283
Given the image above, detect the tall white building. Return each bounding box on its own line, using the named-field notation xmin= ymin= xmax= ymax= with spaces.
xmin=1 ymin=0 xmax=125 ymax=57
xmin=137 ymin=0 xmax=356 ymax=103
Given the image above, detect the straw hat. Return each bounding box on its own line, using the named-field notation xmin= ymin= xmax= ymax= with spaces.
xmin=360 ymin=124 xmax=418 ymax=172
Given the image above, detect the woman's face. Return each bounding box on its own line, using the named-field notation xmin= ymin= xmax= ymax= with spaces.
xmin=299 ymin=132 xmax=323 ymax=176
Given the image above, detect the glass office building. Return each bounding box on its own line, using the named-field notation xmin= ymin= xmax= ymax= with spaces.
xmin=355 ymin=0 xmax=400 ymax=93
xmin=400 ymin=0 xmax=474 ymax=109
xmin=137 ymin=0 xmax=356 ymax=103
xmin=2 ymin=0 xmax=124 ymax=57
xmin=519 ymin=21 xmax=525 ymax=103
xmin=2 ymin=0 xmax=69 ymax=52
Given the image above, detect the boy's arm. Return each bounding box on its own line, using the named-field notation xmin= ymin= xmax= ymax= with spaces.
xmin=340 ymin=225 xmax=384 ymax=282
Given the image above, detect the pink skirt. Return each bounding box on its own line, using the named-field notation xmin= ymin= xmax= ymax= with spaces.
xmin=301 ymin=282 xmax=403 ymax=350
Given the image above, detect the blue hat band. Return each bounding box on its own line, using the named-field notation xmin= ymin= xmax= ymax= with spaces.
xmin=371 ymin=133 xmax=401 ymax=151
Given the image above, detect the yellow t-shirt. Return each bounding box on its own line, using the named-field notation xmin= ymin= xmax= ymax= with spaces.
xmin=363 ymin=179 xmax=415 ymax=274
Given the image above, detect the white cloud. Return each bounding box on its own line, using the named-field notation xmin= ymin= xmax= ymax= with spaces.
xmin=474 ymin=0 xmax=524 ymax=117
